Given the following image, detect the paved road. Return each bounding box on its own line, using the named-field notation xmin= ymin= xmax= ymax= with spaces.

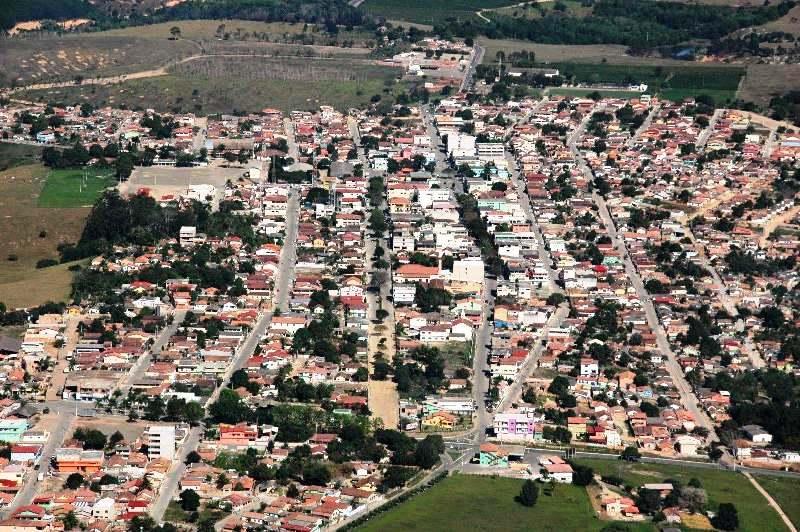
xmin=460 ymin=44 xmax=484 ymax=93
xmin=696 ymin=108 xmax=723 ymax=150
xmin=568 ymin=105 xmax=719 ymax=441
xmin=150 ymin=190 xmax=299 ymax=522
xmin=497 ymin=305 xmax=570 ymax=411
xmin=283 ymin=117 xmax=300 ymax=163
xmin=4 ymin=412 xmax=74 ymax=516
xmin=471 ymin=277 xmax=497 ymax=445
xmin=118 ymin=310 xmax=187 ymax=394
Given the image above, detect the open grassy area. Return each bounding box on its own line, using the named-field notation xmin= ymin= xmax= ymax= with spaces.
xmin=38 ymin=167 xmax=116 ymax=208
xmin=356 ymin=474 xmax=653 ymax=532
xmin=575 ymin=458 xmax=789 ymax=532
xmin=363 ymin=0 xmax=519 ymax=25
xmin=0 ymin=143 xmax=43 ymax=171
xmin=0 ymin=164 xmax=89 ymax=308
xmin=21 ymin=57 xmax=405 ymax=114
xmin=548 ymin=88 xmax=645 ymax=99
xmin=754 ymin=475 xmax=800 ymax=529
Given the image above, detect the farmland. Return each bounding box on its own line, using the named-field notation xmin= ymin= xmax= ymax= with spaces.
xmin=355 ymin=474 xmax=653 ymax=532
xmin=0 ymin=164 xmax=90 ymax=309
xmin=38 ymin=167 xmax=116 ymax=208
xmin=575 ymin=458 xmax=788 ymax=532
xmin=20 ymin=56 xmax=405 ymax=114
xmin=362 ymin=0 xmax=519 ymax=25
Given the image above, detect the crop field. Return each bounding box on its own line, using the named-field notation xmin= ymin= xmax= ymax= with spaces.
xmin=575 ymin=458 xmax=788 ymax=532
xmin=0 ymin=164 xmax=90 ymax=309
xmin=362 ymin=0 xmax=520 ymax=24
xmin=38 ymin=167 xmax=116 ymax=208
xmin=356 ymin=474 xmax=653 ymax=532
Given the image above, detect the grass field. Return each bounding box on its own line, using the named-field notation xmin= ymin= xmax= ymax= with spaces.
xmin=0 ymin=164 xmax=89 ymax=308
xmin=754 ymin=475 xmax=800 ymax=529
xmin=363 ymin=0 xmax=519 ymax=24
xmin=0 ymin=143 xmax=43 ymax=171
xmin=355 ymin=474 xmax=654 ymax=532
xmin=21 ymin=59 xmax=405 ymax=114
xmin=548 ymin=88 xmax=645 ymax=99
xmin=575 ymin=458 xmax=789 ymax=532
xmin=38 ymin=167 xmax=116 ymax=208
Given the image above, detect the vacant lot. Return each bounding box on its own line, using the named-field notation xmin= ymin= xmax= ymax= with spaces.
xmin=356 ymin=474 xmax=653 ymax=532
xmin=755 ymin=475 xmax=800 ymax=529
xmin=21 ymin=56 xmax=404 ymax=114
xmin=363 ymin=0 xmax=519 ymax=24
xmin=39 ymin=167 xmax=116 ymax=208
xmin=576 ymin=458 xmax=788 ymax=532
xmin=0 ymin=164 xmax=89 ymax=308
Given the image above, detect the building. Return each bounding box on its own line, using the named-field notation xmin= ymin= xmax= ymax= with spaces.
xmin=144 ymin=425 xmax=176 ymax=461
xmin=0 ymin=421 xmax=27 ymax=444
xmin=54 ymin=449 xmax=104 ymax=473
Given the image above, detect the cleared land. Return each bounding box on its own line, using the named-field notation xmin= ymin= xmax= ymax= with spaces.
xmin=19 ymin=56 xmax=404 ymax=114
xmin=362 ymin=0 xmax=520 ymax=24
xmin=0 ymin=164 xmax=90 ymax=308
xmin=756 ymin=475 xmax=800 ymax=529
xmin=576 ymin=458 xmax=789 ymax=532
xmin=38 ymin=167 xmax=116 ymax=208
xmin=0 ymin=20 xmax=374 ymax=88
xmin=356 ymin=474 xmax=652 ymax=531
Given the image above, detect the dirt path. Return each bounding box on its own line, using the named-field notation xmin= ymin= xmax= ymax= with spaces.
xmin=744 ymin=472 xmax=798 ymax=532
xmin=759 ymin=204 xmax=800 ymax=247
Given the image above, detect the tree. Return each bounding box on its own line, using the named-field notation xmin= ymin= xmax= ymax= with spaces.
xmin=179 ymin=489 xmax=200 ymax=512
xmin=109 ymin=430 xmax=125 ymax=447
xmin=414 ymin=436 xmax=442 ymax=469
xmin=712 ymin=503 xmax=739 ymax=530
xmin=62 ymin=511 xmax=79 ymax=530
xmin=516 ymin=479 xmax=539 ymax=507
xmin=572 ymin=464 xmax=594 ymax=486
xmin=185 ymin=451 xmax=201 ymax=465
xmin=64 ymin=472 xmax=85 ymax=489
xmin=621 ymin=446 xmax=641 ymax=461
xmin=170 ymin=26 xmax=181 ymax=39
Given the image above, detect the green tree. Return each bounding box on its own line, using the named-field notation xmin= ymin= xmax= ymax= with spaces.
xmin=64 ymin=472 xmax=85 ymax=489
xmin=517 ymin=479 xmax=539 ymax=507
xmin=712 ymin=503 xmax=739 ymax=531
xmin=179 ymin=489 xmax=200 ymax=512
xmin=62 ymin=511 xmax=79 ymax=530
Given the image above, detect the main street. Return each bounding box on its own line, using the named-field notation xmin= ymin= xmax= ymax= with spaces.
xmin=150 ymin=189 xmax=299 ymax=522
xmin=567 ymin=102 xmax=719 ymax=441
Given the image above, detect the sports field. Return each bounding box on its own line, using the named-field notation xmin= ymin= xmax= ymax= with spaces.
xmin=38 ymin=167 xmax=116 ymax=208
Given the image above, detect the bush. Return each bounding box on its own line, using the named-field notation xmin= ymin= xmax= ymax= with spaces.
xmin=36 ymin=258 xmax=59 ymax=269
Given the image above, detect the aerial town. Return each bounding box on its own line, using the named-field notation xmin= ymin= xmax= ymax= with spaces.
xmin=0 ymin=2 xmax=799 ymax=531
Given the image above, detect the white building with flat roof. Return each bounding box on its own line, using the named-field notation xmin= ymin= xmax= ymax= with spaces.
xmin=144 ymin=425 xmax=176 ymax=461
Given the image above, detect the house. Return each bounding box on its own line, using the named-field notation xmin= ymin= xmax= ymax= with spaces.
xmin=674 ymin=435 xmax=701 ymax=456
xmin=545 ymin=463 xmax=574 ymax=483
xmin=479 ymin=443 xmax=509 ymax=467
xmin=421 ymin=412 xmax=457 ymax=429
xmin=741 ymin=424 xmax=773 ymax=444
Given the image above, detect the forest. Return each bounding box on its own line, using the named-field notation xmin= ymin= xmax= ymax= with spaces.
xmin=434 ymin=0 xmax=796 ymax=50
